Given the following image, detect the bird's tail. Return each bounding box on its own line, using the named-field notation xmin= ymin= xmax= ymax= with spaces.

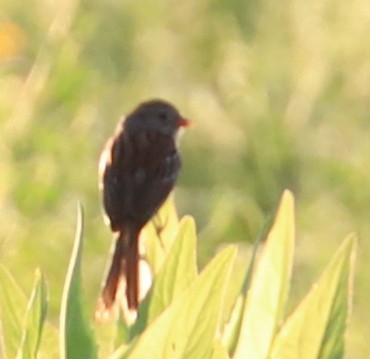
xmin=124 ymin=227 xmax=139 ymax=310
xmin=95 ymin=228 xmax=139 ymax=319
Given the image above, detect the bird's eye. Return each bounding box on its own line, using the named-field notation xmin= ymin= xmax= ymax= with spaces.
xmin=158 ymin=112 xmax=167 ymax=121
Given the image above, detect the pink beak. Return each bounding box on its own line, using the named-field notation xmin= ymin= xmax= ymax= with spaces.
xmin=179 ymin=117 xmax=192 ymax=128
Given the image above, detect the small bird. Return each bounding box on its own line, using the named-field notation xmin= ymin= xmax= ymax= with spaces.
xmin=96 ymin=99 xmax=190 ymax=318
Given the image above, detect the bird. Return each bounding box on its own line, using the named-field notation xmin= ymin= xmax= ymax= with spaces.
xmin=96 ymin=99 xmax=190 ymax=318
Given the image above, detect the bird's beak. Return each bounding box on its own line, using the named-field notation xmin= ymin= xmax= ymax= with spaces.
xmin=179 ymin=117 xmax=192 ymax=128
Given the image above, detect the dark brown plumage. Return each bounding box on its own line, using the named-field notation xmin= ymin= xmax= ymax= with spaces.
xmin=97 ymin=99 xmax=190 ymax=316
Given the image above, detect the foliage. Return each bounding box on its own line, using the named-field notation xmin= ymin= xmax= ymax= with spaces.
xmin=1 ymin=0 xmax=369 ymax=357
xmin=0 ymin=192 xmax=356 ymax=358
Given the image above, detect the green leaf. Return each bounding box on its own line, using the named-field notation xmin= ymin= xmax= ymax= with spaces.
xmin=93 ymin=319 xmax=120 ymax=358
xmin=59 ymin=203 xmax=97 ymax=359
xmin=222 ymin=225 xmax=266 ymax=355
xmin=146 ymin=216 xmax=197 ymax=322
xmin=114 ymin=312 xmax=130 ymax=348
xmin=234 ymin=190 xmax=295 ymax=359
xmin=211 ymin=340 xmax=230 ymax=359
xmin=37 ymin=323 xmax=59 ymax=359
xmin=144 ymin=196 xmax=180 ymax=274
xmin=112 ymin=246 xmax=237 ymax=359
xmin=221 ymin=295 xmax=244 ymax=354
xmin=0 ymin=264 xmax=28 ymax=359
xmin=132 ymin=216 xmax=197 ymax=337
xmin=270 ymin=235 xmax=356 ymax=359
xmin=16 ymin=269 xmax=48 ymax=359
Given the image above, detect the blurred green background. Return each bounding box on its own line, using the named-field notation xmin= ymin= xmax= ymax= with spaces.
xmin=1 ymin=0 xmax=369 ymax=357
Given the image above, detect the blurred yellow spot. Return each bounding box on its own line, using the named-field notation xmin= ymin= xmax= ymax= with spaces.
xmin=0 ymin=21 xmax=25 ymax=61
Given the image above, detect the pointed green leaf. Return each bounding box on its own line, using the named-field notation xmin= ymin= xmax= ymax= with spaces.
xmin=113 ymin=312 xmax=130 ymax=348
xmin=234 ymin=190 xmax=295 ymax=359
xmin=16 ymin=269 xmax=47 ymax=359
xmin=147 ymin=216 xmax=197 ymax=321
xmin=59 ymin=203 xmax=97 ymax=359
xmin=211 ymin=341 xmax=230 ymax=359
xmin=37 ymin=323 xmax=59 ymax=359
xmin=0 ymin=264 xmax=27 ymax=358
xmin=151 ymin=196 xmax=180 ymax=244
xmin=0 ymin=323 xmax=6 ymax=359
xmin=144 ymin=196 xmax=180 ymax=274
xmin=221 ymin=295 xmax=244 ymax=354
xmin=0 ymin=266 xmax=58 ymax=359
xmin=270 ymin=235 xmax=356 ymax=359
xmin=93 ymin=319 xmax=120 ymax=358
xmin=112 ymin=246 xmax=237 ymax=359
xmin=222 ymin=228 xmax=265 ymax=355
xmin=133 ymin=216 xmax=197 ymax=337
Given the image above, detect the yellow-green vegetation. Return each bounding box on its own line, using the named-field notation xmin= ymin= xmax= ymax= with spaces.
xmin=1 ymin=0 xmax=369 ymax=357
xmin=0 ymin=192 xmax=356 ymax=358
